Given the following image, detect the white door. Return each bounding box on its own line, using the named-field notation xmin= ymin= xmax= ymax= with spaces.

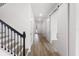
xmin=51 ymin=4 xmax=68 ymax=56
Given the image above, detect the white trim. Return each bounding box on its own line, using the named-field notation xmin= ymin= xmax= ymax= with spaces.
xmin=48 ymin=3 xmax=63 ymax=16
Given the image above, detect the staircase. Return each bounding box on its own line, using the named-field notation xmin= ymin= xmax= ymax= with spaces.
xmin=0 ymin=19 xmax=28 ymax=56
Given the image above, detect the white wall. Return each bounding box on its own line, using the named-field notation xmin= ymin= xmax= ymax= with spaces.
xmin=51 ymin=3 xmax=76 ymax=56
xmin=0 ymin=3 xmax=78 ymax=56
xmin=52 ymin=4 xmax=68 ymax=56
xmin=67 ymin=3 xmax=79 ymax=56
xmin=69 ymin=4 xmax=76 ymax=56
xmin=34 ymin=17 xmax=50 ymax=41
xmin=50 ymin=11 xmax=57 ymax=41
xmin=76 ymin=3 xmax=79 ymax=56
xmin=0 ymin=3 xmax=34 ymax=49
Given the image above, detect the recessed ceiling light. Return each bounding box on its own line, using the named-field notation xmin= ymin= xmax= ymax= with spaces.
xmin=39 ymin=13 xmax=43 ymax=17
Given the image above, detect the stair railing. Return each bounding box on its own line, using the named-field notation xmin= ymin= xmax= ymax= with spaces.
xmin=0 ymin=19 xmax=26 ymax=56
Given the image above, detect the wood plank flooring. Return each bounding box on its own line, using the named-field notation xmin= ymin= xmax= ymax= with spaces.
xmin=31 ymin=33 xmax=60 ymax=56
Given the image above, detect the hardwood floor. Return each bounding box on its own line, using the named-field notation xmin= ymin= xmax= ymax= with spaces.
xmin=31 ymin=33 xmax=60 ymax=56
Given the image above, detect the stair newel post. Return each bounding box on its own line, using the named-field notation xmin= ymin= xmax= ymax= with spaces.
xmin=23 ymin=32 xmax=26 ymax=56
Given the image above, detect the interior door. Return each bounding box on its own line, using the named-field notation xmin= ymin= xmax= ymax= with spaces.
xmin=51 ymin=4 xmax=68 ymax=56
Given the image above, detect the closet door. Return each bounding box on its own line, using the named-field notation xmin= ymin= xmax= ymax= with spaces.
xmin=51 ymin=4 xmax=68 ymax=56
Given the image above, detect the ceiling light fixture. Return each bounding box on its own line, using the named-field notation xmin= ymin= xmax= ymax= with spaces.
xmin=39 ymin=13 xmax=43 ymax=17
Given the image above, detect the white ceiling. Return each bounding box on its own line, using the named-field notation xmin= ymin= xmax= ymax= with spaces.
xmin=31 ymin=3 xmax=58 ymax=18
xmin=0 ymin=3 xmax=58 ymax=18
xmin=0 ymin=3 xmax=58 ymax=20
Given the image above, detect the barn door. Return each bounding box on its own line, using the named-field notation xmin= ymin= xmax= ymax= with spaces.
xmin=50 ymin=4 xmax=69 ymax=56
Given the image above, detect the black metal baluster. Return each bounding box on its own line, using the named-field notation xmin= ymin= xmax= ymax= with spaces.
xmin=17 ymin=34 xmax=19 ymax=56
xmin=1 ymin=23 xmax=3 ymax=48
xmin=23 ymin=32 xmax=26 ymax=56
xmin=0 ymin=22 xmax=2 ymax=45
xmin=4 ymin=25 xmax=6 ymax=50
xmin=0 ymin=20 xmax=26 ymax=56
xmin=0 ymin=22 xmax=1 ymax=46
xmin=8 ymin=27 xmax=9 ymax=52
xmin=20 ymin=36 xmax=22 ymax=56
xmin=11 ymin=30 xmax=13 ymax=54
xmin=14 ymin=32 xmax=16 ymax=56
